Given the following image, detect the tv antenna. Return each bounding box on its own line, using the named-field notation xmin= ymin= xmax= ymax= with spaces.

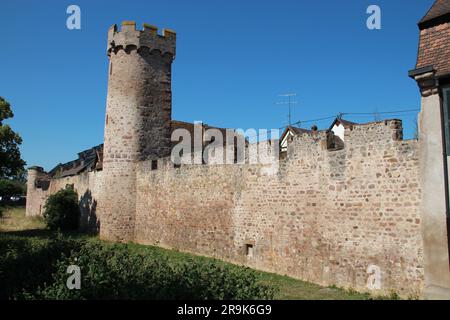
xmin=277 ymin=93 xmax=298 ymax=126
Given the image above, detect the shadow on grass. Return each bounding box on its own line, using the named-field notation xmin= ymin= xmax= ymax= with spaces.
xmin=0 ymin=228 xmax=90 ymax=240
xmin=0 ymin=228 xmax=53 ymax=238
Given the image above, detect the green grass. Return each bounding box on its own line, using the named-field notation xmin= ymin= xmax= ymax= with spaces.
xmin=0 ymin=207 xmax=374 ymax=300
xmin=124 ymin=242 xmax=371 ymax=300
xmin=260 ymin=274 xmax=374 ymax=300
xmin=0 ymin=206 xmax=45 ymax=233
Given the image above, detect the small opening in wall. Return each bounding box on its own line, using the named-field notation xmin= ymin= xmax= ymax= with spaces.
xmin=110 ymin=62 xmax=113 ymax=75
xmin=246 ymin=244 xmax=254 ymax=257
xmin=174 ymin=163 xmax=181 ymax=169
xmin=151 ymin=160 xmax=158 ymax=170
xmin=106 ymin=114 xmax=109 ymax=125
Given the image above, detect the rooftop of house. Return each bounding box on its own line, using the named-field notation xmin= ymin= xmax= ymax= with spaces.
xmin=281 ymin=117 xmax=359 ymax=141
xmin=279 ymin=124 xmax=324 ymax=145
xmin=419 ymin=0 xmax=450 ymax=29
xmin=328 ymin=118 xmax=358 ymax=131
xmin=48 ymin=144 xmax=103 ymax=178
xmin=413 ymin=0 xmax=450 ymax=78
xmin=42 ymin=117 xmax=400 ymax=178
xmin=286 ymin=126 xmax=314 ymax=135
xmin=47 ymin=120 xmax=234 ymax=178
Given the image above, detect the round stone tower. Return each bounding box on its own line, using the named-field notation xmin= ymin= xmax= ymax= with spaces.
xmin=25 ymin=166 xmax=47 ymax=217
xmin=99 ymin=21 xmax=176 ymax=241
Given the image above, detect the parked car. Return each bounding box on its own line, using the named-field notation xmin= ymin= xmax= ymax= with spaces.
xmin=0 ymin=195 xmax=26 ymax=205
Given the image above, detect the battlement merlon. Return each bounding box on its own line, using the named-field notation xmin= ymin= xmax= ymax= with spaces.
xmin=107 ymin=21 xmax=176 ymax=58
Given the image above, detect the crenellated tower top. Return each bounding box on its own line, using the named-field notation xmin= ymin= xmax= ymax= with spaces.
xmin=107 ymin=21 xmax=176 ymax=58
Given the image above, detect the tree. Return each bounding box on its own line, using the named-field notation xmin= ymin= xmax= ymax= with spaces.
xmin=0 ymin=97 xmax=26 ymax=179
xmin=0 ymin=179 xmax=26 ymax=198
xmin=43 ymin=185 xmax=80 ymax=231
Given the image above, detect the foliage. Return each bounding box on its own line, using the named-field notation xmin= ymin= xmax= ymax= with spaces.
xmin=0 ymin=97 xmax=26 ymax=180
xmin=0 ymin=237 xmax=275 ymax=300
xmin=0 ymin=235 xmax=80 ymax=299
xmin=1 ymin=208 xmax=376 ymax=300
xmin=43 ymin=185 xmax=80 ymax=231
xmin=0 ymin=179 xmax=26 ymax=197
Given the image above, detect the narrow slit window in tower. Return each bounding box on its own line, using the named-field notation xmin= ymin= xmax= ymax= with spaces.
xmin=246 ymin=244 xmax=254 ymax=257
xmin=151 ymin=160 xmax=158 ymax=171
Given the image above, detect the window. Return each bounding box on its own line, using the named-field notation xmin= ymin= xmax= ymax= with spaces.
xmin=245 ymin=244 xmax=254 ymax=257
xmin=151 ymin=160 xmax=157 ymax=170
xmin=443 ymin=87 xmax=450 ymax=155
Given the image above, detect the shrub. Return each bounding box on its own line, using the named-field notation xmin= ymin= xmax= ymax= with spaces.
xmin=43 ymin=185 xmax=80 ymax=231
xmin=0 ymin=235 xmax=82 ymax=299
xmin=21 ymin=240 xmax=275 ymax=300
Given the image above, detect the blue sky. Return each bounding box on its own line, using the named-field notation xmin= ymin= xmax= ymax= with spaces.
xmin=0 ymin=0 xmax=434 ymax=170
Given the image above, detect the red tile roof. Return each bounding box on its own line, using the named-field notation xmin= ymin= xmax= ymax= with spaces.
xmin=419 ymin=0 xmax=450 ymax=28
xmin=415 ymin=0 xmax=450 ymax=77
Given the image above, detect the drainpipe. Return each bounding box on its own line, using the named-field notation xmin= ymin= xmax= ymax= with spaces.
xmin=436 ymin=79 xmax=450 ymax=271
xmin=437 ymin=78 xmax=450 ymax=269
xmin=440 ymin=99 xmax=450 ymax=270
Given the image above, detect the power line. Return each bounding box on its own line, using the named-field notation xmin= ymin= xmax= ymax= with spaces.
xmin=341 ymin=109 xmax=419 ymax=116
xmin=243 ymin=107 xmax=420 ymax=141
xmin=288 ymin=115 xmax=337 ymax=128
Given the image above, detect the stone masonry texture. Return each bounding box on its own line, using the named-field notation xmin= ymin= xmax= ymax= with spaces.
xmin=99 ymin=22 xmax=175 ymax=242
xmin=133 ymin=121 xmax=423 ymax=297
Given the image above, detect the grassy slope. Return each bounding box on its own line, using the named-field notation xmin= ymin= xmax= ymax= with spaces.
xmin=0 ymin=206 xmax=45 ymax=232
xmin=0 ymin=207 xmax=373 ymax=300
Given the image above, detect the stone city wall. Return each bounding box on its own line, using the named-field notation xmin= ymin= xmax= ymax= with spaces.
xmin=26 ymin=120 xmax=423 ymax=296
xmin=26 ymin=170 xmax=103 ymax=232
xmin=133 ymin=120 xmax=423 ymax=296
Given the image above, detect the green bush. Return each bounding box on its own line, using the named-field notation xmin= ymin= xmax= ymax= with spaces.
xmin=0 ymin=237 xmax=275 ymax=300
xmin=32 ymin=241 xmax=275 ymax=300
xmin=0 ymin=235 xmax=81 ymax=299
xmin=43 ymin=185 xmax=80 ymax=231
